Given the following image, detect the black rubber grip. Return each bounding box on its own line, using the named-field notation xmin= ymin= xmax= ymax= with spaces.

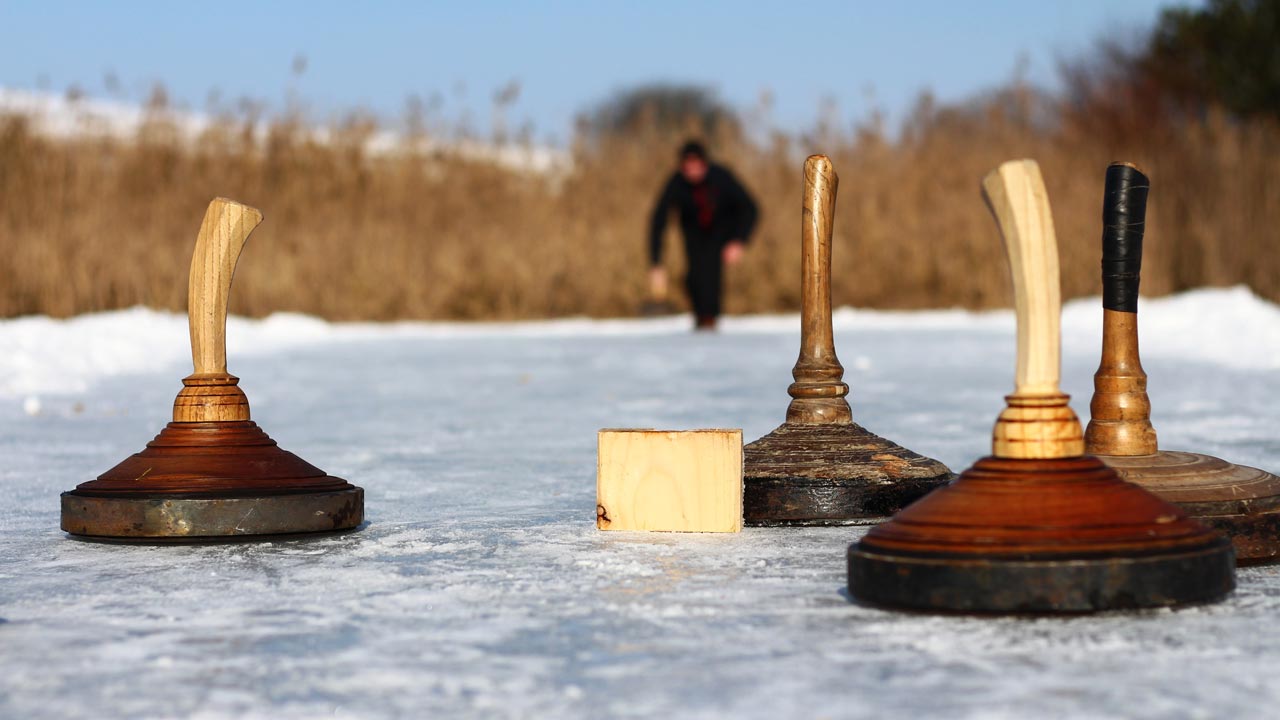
xmin=1101 ymin=163 xmax=1149 ymax=312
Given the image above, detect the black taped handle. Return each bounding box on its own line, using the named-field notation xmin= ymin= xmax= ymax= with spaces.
xmin=1101 ymin=162 xmax=1149 ymax=313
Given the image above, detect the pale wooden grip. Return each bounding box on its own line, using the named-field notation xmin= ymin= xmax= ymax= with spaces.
xmin=188 ymin=198 xmax=263 ymax=375
xmin=984 ymin=160 xmax=1082 ymax=459
xmin=981 ymin=160 xmax=1062 ymax=397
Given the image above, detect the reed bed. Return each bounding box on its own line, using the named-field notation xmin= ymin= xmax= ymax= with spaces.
xmin=2 ymin=86 xmax=1277 ymax=321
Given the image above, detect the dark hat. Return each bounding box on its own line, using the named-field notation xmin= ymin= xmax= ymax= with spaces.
xmin=679 ymin=140 xmax=708 ymax=160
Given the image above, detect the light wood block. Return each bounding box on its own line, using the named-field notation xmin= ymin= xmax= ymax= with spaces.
xmin=597 ymin=429 xmax=743 ymax=532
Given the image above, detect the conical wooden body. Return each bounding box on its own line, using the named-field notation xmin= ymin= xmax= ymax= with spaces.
xmin=744 ymin=422 xmax=953 ymax=525
xmin=849 ymin=456 xmax=1233 ymax=611
xmin=1102 ymin=452 xmax=1280 ymax=562
xmin=62 ymin=421 xmax=362 ymax=539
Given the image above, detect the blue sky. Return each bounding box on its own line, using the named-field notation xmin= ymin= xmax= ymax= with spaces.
xmin=0 ymin=0 xmax=1192 ymax=143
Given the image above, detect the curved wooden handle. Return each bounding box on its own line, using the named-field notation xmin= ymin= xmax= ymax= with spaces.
xmin=1101 ymin=162 xmax=1149 ymax=313
xmin=188 ymin=198 xmax=263 ymax=375
xmin=786 ymin=155 xmax=852 ymax=425
xmin=982 ymin=159 xmax=1061 ymax=397
xmin=984 ymin=160 xmax=1083 ymax=458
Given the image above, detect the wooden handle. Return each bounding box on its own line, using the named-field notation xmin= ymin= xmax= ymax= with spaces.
xmin=982 ymin=159 xmax=1062 ymax=397
xmin=799 ymin=154 xmax=838 ymax=362
xmin=983 ymin=160 xmax=1083 ymax=459
xmin=1085 ymin=162 xmax=1157 ymax=455
xmin=188 ymin=198 xmax=263 ymax=375
xmin=786 ymin=155 xmax=852 ymax=425
xmin=1101 ymin=162 xmax=1149 ymax=313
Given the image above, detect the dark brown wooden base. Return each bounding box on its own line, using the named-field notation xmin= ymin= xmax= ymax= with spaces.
xmin=1101 ymin=451 xmax=1280 ymax=564
xmin=743 ymin=422 xmax=953 ymax=526
xmin=847 ymin=455 xmax=1235 ymax=613
xmin=61 ymin=421 xmax=364 ymax=540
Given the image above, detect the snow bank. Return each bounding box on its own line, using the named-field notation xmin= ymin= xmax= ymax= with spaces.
xmin=1061 ymin=285 xmax=1280 ymax=372
xmin=1 ymin=286 xmax=1276 ymax=399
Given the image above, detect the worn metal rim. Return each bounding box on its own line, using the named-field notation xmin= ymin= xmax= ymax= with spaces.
xmin=847 ymin=537 xmax=1235 ymax=614
xmin=1195 ymin=509 xmax=1280 ymax=565
xmin=743 ymin=474 xmax=951 ymax=526
xmin=61 ymin=487 xmax=364 ymax=540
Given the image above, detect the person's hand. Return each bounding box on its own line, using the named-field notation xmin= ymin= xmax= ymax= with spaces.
xmin=648 ymin=266 xmax=668 ymax=300
xmin=722 ymin=240 xmax=746 ymax=265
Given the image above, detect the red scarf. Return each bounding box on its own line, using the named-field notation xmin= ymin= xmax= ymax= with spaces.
xmin=692 ymin=184 xmax=715 ymax=229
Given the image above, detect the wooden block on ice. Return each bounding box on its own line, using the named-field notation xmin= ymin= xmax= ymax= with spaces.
xmin=596 ymin=429 xmax=743 ymax=532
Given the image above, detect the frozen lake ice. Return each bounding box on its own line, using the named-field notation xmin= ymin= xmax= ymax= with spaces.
xmin=3 ymin=288 xmax=1280 ymax=719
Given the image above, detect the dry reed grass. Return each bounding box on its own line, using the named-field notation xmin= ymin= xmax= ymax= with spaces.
xmin=2 ymin=84 xmax=1277 ymax=321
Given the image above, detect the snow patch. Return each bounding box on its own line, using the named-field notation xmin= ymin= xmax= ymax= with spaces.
xmin=2 ymin=286 xmax=1276 ymax=399
xmin=0 ymin=87 xmax=571 ymax=175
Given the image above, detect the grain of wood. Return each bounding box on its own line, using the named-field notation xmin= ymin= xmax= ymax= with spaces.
xmin=982 ymin=160 xmax=1084 ymax=459
xmin=786 ymin=155 xmax=852 ymax=425
xmin=1085 ymin=309 xmax=1158 ymax=455
xmin=188 ymin=198 xmax=263 ymax=375
xmin=172 ymin=198 xmax=263 ymax=423
xmin=597 ymin=429 xmax=743 ymax=533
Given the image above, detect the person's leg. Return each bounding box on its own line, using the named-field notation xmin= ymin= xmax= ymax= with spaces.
xmin=686 ymin=243 xmax=723 ymax=329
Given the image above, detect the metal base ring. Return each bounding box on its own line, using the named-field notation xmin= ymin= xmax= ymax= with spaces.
xmin=61 ymin=487 xmax=364 ymax=540
xmin=848 ymin=538 xmax=1235 ymax=613
xmin=744 ymin=475 xmax=949 ymax=526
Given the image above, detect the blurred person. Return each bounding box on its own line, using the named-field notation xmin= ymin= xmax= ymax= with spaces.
xmin=648 ymin=141 xmax=759 ymax=330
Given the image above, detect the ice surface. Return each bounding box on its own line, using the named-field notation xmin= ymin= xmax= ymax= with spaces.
xmin=3 ymin=288 xmax=1280 ymax=719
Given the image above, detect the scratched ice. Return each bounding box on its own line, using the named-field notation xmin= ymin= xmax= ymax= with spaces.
xmin=3 ymin=287 xmax=1280 ymax=719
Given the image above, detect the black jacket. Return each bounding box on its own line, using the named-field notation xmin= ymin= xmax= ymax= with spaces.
xmin=649 ymin=164 xmax=758 ymax=265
